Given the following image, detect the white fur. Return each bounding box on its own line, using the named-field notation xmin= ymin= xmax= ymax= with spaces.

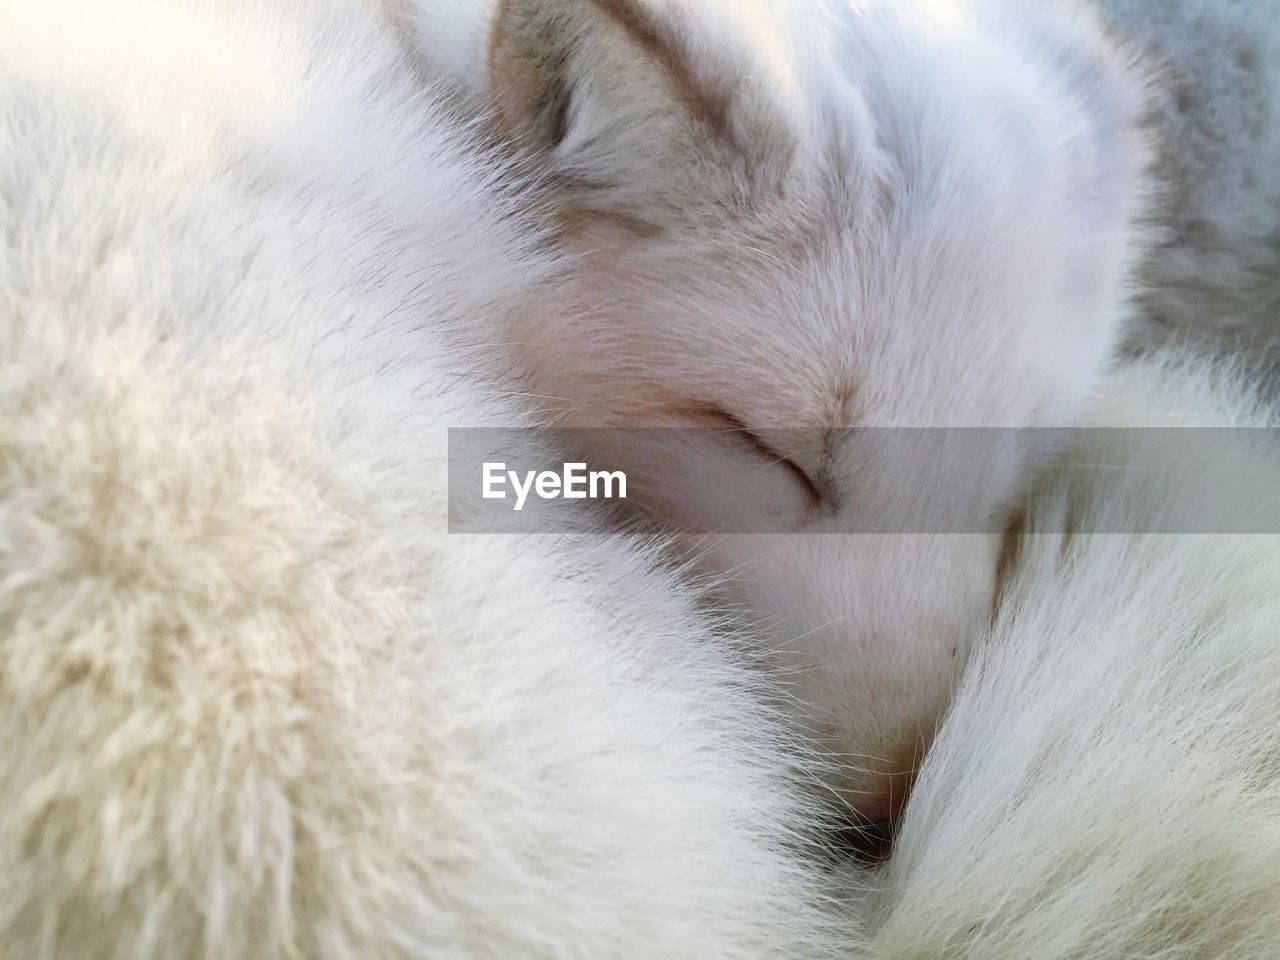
xmin=858 ymin=343 xmax=1280 ymax=956
xmin=0 ymin=2 xmax=847 ymax=956
xmin=396 ymin=0 xmax=495 ymax=105
xmin=9 ymin=1 xmax=1280 ymax=956
xmin=1098 ymin=0 xmax=1280 ymax=346
xmin=425 ymin=0 xmax=1156 ymax=812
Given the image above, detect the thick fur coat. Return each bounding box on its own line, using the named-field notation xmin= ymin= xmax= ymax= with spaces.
xmin=1099 ymin=0 xmax=1280 ymax=345
xmin=0 ymin=2 xmax=845 ymax=957
xmin=860 ymin=349 xmax=1280 ymax=958
xmin=2 ymin=0 xmax=1279 ymax=958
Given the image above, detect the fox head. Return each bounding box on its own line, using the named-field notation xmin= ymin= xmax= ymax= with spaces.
xmin=473 ymin=0 xmax=1153 ymax=821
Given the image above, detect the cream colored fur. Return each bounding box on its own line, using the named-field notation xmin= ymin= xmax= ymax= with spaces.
xmin=860 ymin=344 xmax=1280 ymax=957
xmin=5 ymin=0 xmax=1280 ymax=957
xmin=0 ymin=1 xmax=847 ymax=956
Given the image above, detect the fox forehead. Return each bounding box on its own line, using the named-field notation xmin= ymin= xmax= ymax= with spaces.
xmin=495 ymin=0 xmax=1148 ymax=434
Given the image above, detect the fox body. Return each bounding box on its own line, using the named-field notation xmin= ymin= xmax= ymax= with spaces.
xmin=863 ymin=344 xmax=1280 ymax=958
xmin=0 ymin=1 xmax=845 ymax=956
xmin=5 ymin=1 xmax=1280 ymax=957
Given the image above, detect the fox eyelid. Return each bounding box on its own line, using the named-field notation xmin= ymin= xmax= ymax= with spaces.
xmin=698 ymin=405 xmax=824 ymax=508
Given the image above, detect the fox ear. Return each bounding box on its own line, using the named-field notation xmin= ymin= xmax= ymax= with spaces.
xmin=488 ymin=0 xmax=794 ymax=228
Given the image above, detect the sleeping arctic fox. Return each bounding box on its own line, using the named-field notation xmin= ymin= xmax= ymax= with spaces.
xmin=0 ymin=1 xmax=846 ymax=956
xmin=5 ymin=0 xmax=1280 ymax=957
xmin=420 ymin=0 xmax=1156 ymax=816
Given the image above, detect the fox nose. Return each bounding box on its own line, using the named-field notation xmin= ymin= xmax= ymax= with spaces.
xmin=834 ymin=758 xmax=918 ymax=862
xmin=839 ymin=817 xmax=897 ymax=863
xmin=857 ymin=770 xmax=914 ymax=823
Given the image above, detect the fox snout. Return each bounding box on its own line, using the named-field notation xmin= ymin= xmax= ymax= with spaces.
xmin=692 ymin=532 xmax=997 ymax=820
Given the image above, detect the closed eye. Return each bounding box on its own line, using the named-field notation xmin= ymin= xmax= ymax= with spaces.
xmin=699 ymin=406 xmax=824 ymax=509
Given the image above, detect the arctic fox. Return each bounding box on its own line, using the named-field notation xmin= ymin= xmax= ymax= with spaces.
xmin=425 ymin=0 xmax=1156 ymax=817
xmin=7 ymin=1 xmax=1280 ymax=956
xmin=0 ymin=1 xmax=847 ymax=956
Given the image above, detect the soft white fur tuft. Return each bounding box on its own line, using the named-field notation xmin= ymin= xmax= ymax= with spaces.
xmin=859 ymin=343 xmax=1280 ymax=957
xmin=0 ymin=2 xmax=847 ymax=957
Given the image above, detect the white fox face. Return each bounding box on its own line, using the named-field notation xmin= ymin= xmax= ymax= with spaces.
xmin=484 ymin=0 xmax=1153 ymax=819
